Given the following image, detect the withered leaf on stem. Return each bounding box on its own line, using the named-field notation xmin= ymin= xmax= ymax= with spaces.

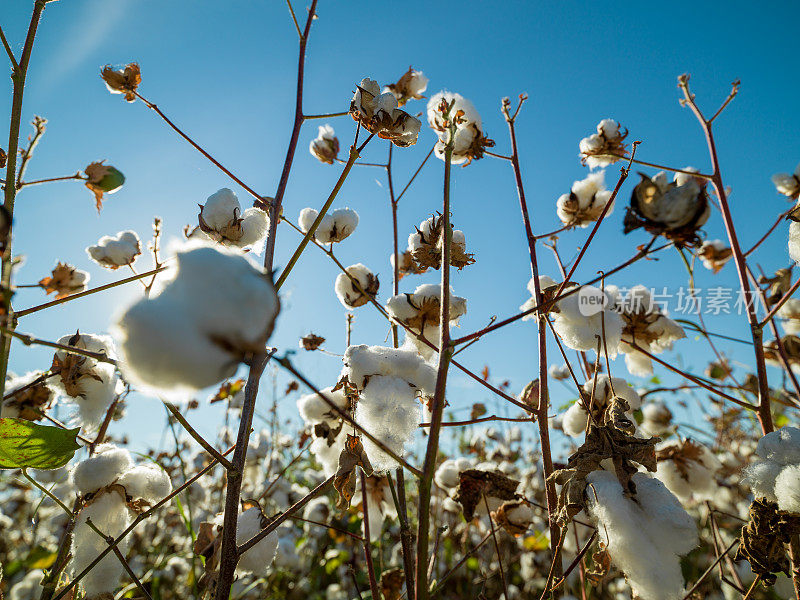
xmin=300 ymin=333 xmax=326 ymax=351
xmin=735 ymin=498 xmax=800 ymax=586
xmin=453 ymin=469 xmax=521 ymax=521
xmin=585 ymin=546 xmax=612 ymax=584
xmin=548 ymin=424 xmax=658 ymax=525
xmin=333 ymin=434 xmax=374 ymax=510
xmin=194 ymin=520 xmax=223 ymax=593
xmin=208 ymin=378 xmax=245 ymax=404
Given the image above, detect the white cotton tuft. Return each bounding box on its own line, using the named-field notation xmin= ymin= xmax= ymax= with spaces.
xmin=755 ymin=426 xmax=800 ymax=465
xmin=434 ymin=458 xmax=472 ymax=489
xmin=790 ymin=222 xmax=800 ymax=265
xmin=310 ymin=428 xmax=347 ymax=477
xmin=561 ymin=402 xmax=589 ymax=437
xmin=71 ymin=444 xmax=133 ymax=494
xmin=116 ymin=464 xmax=172 ymax=503
xmin=655 ymin=440 xmax=721 ymax=503
xmin=297 ymin=386 xmax=349 ymax=426
xmin=87 ymin=230 xmax=141 ymax=269
xmin=556 ymin=170 xmax=614 ymax=228
xmin=113 ymin=244 xmax=279 ymax=395
xmin=8 ymin=569 xmax=44 ymax=600
xmin=775 ymin=465 xmax=800 ymax=514
xmin=745 ymin=427 xmax=800 ymax=509
xmin=585 ymin=471 xmax=696 ymax=600
xmin=195 ymin=188 xmax=269 ymax=253
xmin=355 ymin=375 xmax=421 ymax=472
xmin=334 ymin=263 xmax=377 ymax=308
xmin=343 ymin=344 xmax=437 ymax=394
xmin=235 ymin=506 xmax=279 ymax=574
xmin=772 ymin=164 xmax=800 ymax=199
xmin=298 ymin=207 xmax=359 ymax=244
xmin=71 ymin=491 xmax=131 ymax=598
xmin=778 ymin=299 xmax=800 ymax=334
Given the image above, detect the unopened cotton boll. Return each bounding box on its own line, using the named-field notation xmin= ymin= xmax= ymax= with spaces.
xmin=71 ymin=444 xmax=133 ymax=494
xmin=87 ymin=230 xmax=141 ymax=269
xmin=113 ymin=244 xmax=279 ymax=395
xmin=194 ymin=188 xmax=269 ymax=253
xmin=298 ymin=207 xmax=359 ymax=244
xmin=116 ymin=464 xmax=172 ymax=503
xmin=334 ymin=263 xmax=379 ymax=308
xmin=236 ymin=506 xmax=278 ymax=574
xmin=71 ymin=491 xmax=131 ymax=598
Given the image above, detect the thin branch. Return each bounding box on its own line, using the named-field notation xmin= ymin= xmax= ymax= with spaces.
xmin=396 ymin=142 xmax=436 ymax=203
xmin=1 ymin=326 xmax=117 ymax=364
xmin=285 ymin=0 xmax=302 ymax=39
xmin=304 ymin=111 xmax=349 ymax=120
xmin=0 ymin=24 xmax=19 ymax=69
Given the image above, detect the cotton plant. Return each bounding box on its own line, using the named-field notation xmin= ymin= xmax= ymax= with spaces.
xmin=309 ymin=124 xmax=339 ymax=164
xmin=38 ymin=262 xmax=90 ymax=298
xmin=521 ymin=275 xmax=623 ymax=356
xmin=386 ymin=283 xmax=468 ymax=360
xmin=298 ymin=206 xmax=359 ymax=244
xmin=608 ymin=284 xmax=686 ymax=377
xmin=789 ymin=212 xmax=800 ymax=264
xmin=426 ymin=91 xmax=493 ymax=165
xmin=585 ymin=470 xmax=698 ymax=600
xmin=342 ymin=344 xmax=437 ymax=471
xmin=561 ymin=375 xmax=641 ymax=437
xmin=349 ymin=77 xmax=421 ymax=147
xmin=697 ymin=239 xmax=733 ymax=273
xmin=654 ymin=439 xmax=722 ymax=504
xmin=187 ymin=188 xmax=269 ymax=253
xmin=113 ymin=243 xmax=279 ymax=395
xmin=772 ymin=161 xmax=800 ymax=200
xmin=86 ymin=230 xmax=142 ymax=270
xmin=578 ymin=119 xmax=628 ymax=168
xmin=334 ymin=263 xmax=379 ymax=308
xmin=70 ymin=444 xmax=171 ymax=599
xmin=51 ymin=332 xmax=122 ymax=430
xmin=556 ymin=170 xmax=615 ymax=228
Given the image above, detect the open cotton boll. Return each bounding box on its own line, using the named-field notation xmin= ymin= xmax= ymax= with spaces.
xmin=584 ymin=375 xmax=641 ymax=410
xmin=71 ymin=492 xmax=131 ymax=598
xmin=236 ymin=506 xmax=278 ymax=574
xmin=8 ymin=569 xmax=44 ymax=600
xmin=343 ymin=344 xmax=437 ymax=394
xmin=70 ymin=371 xmax=122 ymax=430
xmin=195 ymin=189 xmax=269 ymax=253
xmin=309 ymin=124 xmax=339 ymax=164
xmin=775 ymin=465 xmax=800 ymax=514
xmin=772 ymin=163 xmax=800 ymax=199
xmin=743 ymin=460 xmax=781 ymax=501
xmin=556 ymin=171 xmax=614 ymax=228
xmin=551 ymin=287 xmax=623 ymax=355
xmin=334 ymin=263 xmax=378 ymax=308
xmin=297 ymin=386 xmax=349 ymax=426
xmin=87 ymin=230 xmax=141 ymax=269
xmin=778 ymin=299 xmax=800 ymax=334
xmin=116 ymin=464 xmax=172 ymax=503
xmin=561 ymin=402 xmax=589 ymax=437
xmin=427 ymin=91 xmax=481 ymax=133
xmin=579 ymin=119 xmax=627 ymax=169
xmin=789 ymin=222 xmax=800 ymax=264
xmin=655 ymin=440 xmax=721 ymax=503
xmin=298 ymin=207 xmax=359 ymax=244
xmin=585 ymin=470 xmax=695 ymax=600
xmin=113 ymin=244 xmax=279 ymax=395
xmin=71 ymin=444 xmax=133 ymax=494
xmin=355 ymin=375 xmax=421 ymax=472
xmin=435 ymin=458 xmax=467 ymax=489
xmin=1 ymin=371 xmax=55 ymax=420
xmin=640 ymin=401 xmax=673 ymax=436
xmin=755 ymin=426 xmax=800 ymax=465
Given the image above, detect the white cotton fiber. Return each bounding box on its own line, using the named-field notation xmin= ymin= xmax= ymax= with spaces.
xmin=8 ymin=569 xmax=44 ymax=600
xmin=343 ymin=344 xmax=437 ymax=393
xmin=116 ymin=464 xmax=172 ymax=503
xmin=113 ymin=244 xmax=279 ymax=394
xmin=561 ymin=402 xmax=589 ymax=437
xmin=87 ymin=230 xmax=141 ymax=269
xmin=355 ymin=375 xmax=421 ymax=472
xmin=71 ymin=491 xmax=131 ymax=598
xmin=71 ymin=444 xmax=133 ymax=494
xmin=297 ymin=386 xmax=349 ymax=426
xmin=790 ymin=222 xmax=800 ymax=265
xmin=755 ymin=426 xmax=800 ymax=465
xmin=311 ymin=428 xmax=347 ymax=477
xmin=298 ymin=207 xmax=359 ymax=244
xmin=236 ymin=506 xmax=278 ymax=574
xmin=197 ymin=188 xmax=270 ymax=252
xmin=334 ymin=263 xmax=376 ymax=308
xmin=775 ymin=465 xmax=800 ymax=514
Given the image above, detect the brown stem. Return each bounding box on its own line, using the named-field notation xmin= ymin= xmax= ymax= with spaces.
xmin=360 ymin=473 xmax=381 ymax=600
xmin=484 ymin=494 xmax=509 ymax=599
xmin=415 ymin=142 xmax=454 ymax=600
xmin=678 ymin=75 xmax=772 ymax=434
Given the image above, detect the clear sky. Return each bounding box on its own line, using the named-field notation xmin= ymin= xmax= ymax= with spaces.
xmin=2 ymin=0 xmax=798 ymax=453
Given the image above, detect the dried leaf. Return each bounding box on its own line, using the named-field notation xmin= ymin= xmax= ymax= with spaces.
xmin=333 ymin=435 xmax=374 ymax=510
xmin=300 ymin=333 xmax=326 ymax=351
xmin=208 ymin=379 xmax=245 ymax=404
xmin=735 ymin=498 xmax=800 ymax=586
xmin=453 ymin=469 xmax=520 ymax=521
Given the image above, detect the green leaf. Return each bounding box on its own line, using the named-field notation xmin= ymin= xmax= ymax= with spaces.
xmin=0 ymin=418 xmax=81 ymax=469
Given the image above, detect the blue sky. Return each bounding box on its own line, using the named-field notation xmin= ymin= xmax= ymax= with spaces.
xmin=2 ymin=0 xmax=798 ymax=454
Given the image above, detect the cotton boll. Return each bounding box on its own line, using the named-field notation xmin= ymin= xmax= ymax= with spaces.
xmin=236 ymin=506 xmax=278 ymax=574
xmin=557 ymin=171 xmax=614 ymax=228
xmin=355 ymin=375 xmax=421 ymax=472
xmin=72 ymin=492 xmax=131 ymax=598
xmin=309 ymin=124 xmax=339 ymax=164
xmin=743 ymin=460 xmax=781 ymax=501
xmin=775 ymin=465 xmax=800 ymax=514
xmin=562 ymin=402 xmax=589 ymax=437
xmin=114 ymin=244 xmax=279 ymax=395
xmin=435 ymin=459 xmax=465 ymax=489
xmin=298 ymin=207 xmax=359 ymax=244
xmin=199 ymin=188 xmax=240 ymax=230
xmin=772 ymin=164 xmax=800 ymax=199
xmin=427 ymin=91 xmax=481 ymax=133
xmin=633 ymin=474 xmax=699 ymax=555
xmin=755 ymin=426 xmax=800 ymax=465
xmin=640 ymin=401 xmax=673 ymax=436
xmin=71 ymin=444 xmax=133 ymax=494
xmin=116 ymin=464 xmax=172 ymax=503
xmin=787 ymin=222 xmax=800 ymax=264
xmin=87 ymin=230 xmax=141 ymax=269
xmin=1 ymin=371 xmax=55 ymax=420
xmin=194 ymin=189 xmax=269 ymax=253
xmin=778 ymin=299 xmax=800 ymax=334
xmin=8 ymin=569 xmax=44 ymax=600
xmin=334 ymin=263 xmax=378 ymax=308
xmin=343 ymin=344 xmax=437 ymax=394
xmin=297 ymin=386 xmax=349 ymax=426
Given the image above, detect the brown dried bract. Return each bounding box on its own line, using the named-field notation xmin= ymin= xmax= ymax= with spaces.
xmin=655 ymin=439 xmax=705 ymax=481
xmin=333 ymin=434 xmax=374 ymax=511
xmin=410 ymin=213 xmax=475 ymax=271
xmin=39 ymin=263 xmax=84 ymax=299
xmin=300 ymin=333 xmax=326 ymax=351
xmin=548 ymin=424 xmax=658 ymax=525
xmin=3 ymin=376 xmax=53 ymax=421
xmin=50 ymin=331 xmax=104 ymax=397
xmin=735 ymin=498 xmax=800 ymax=586
xmin=453 ymin=469 xmax=521 ymax=521
xmin=491 ymin=499 xmax=533 ymax=536
xmin=194 ymin=519 xmax=223 ymax=593
xmin=101 ymin=63 xmax=141 ymax=102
